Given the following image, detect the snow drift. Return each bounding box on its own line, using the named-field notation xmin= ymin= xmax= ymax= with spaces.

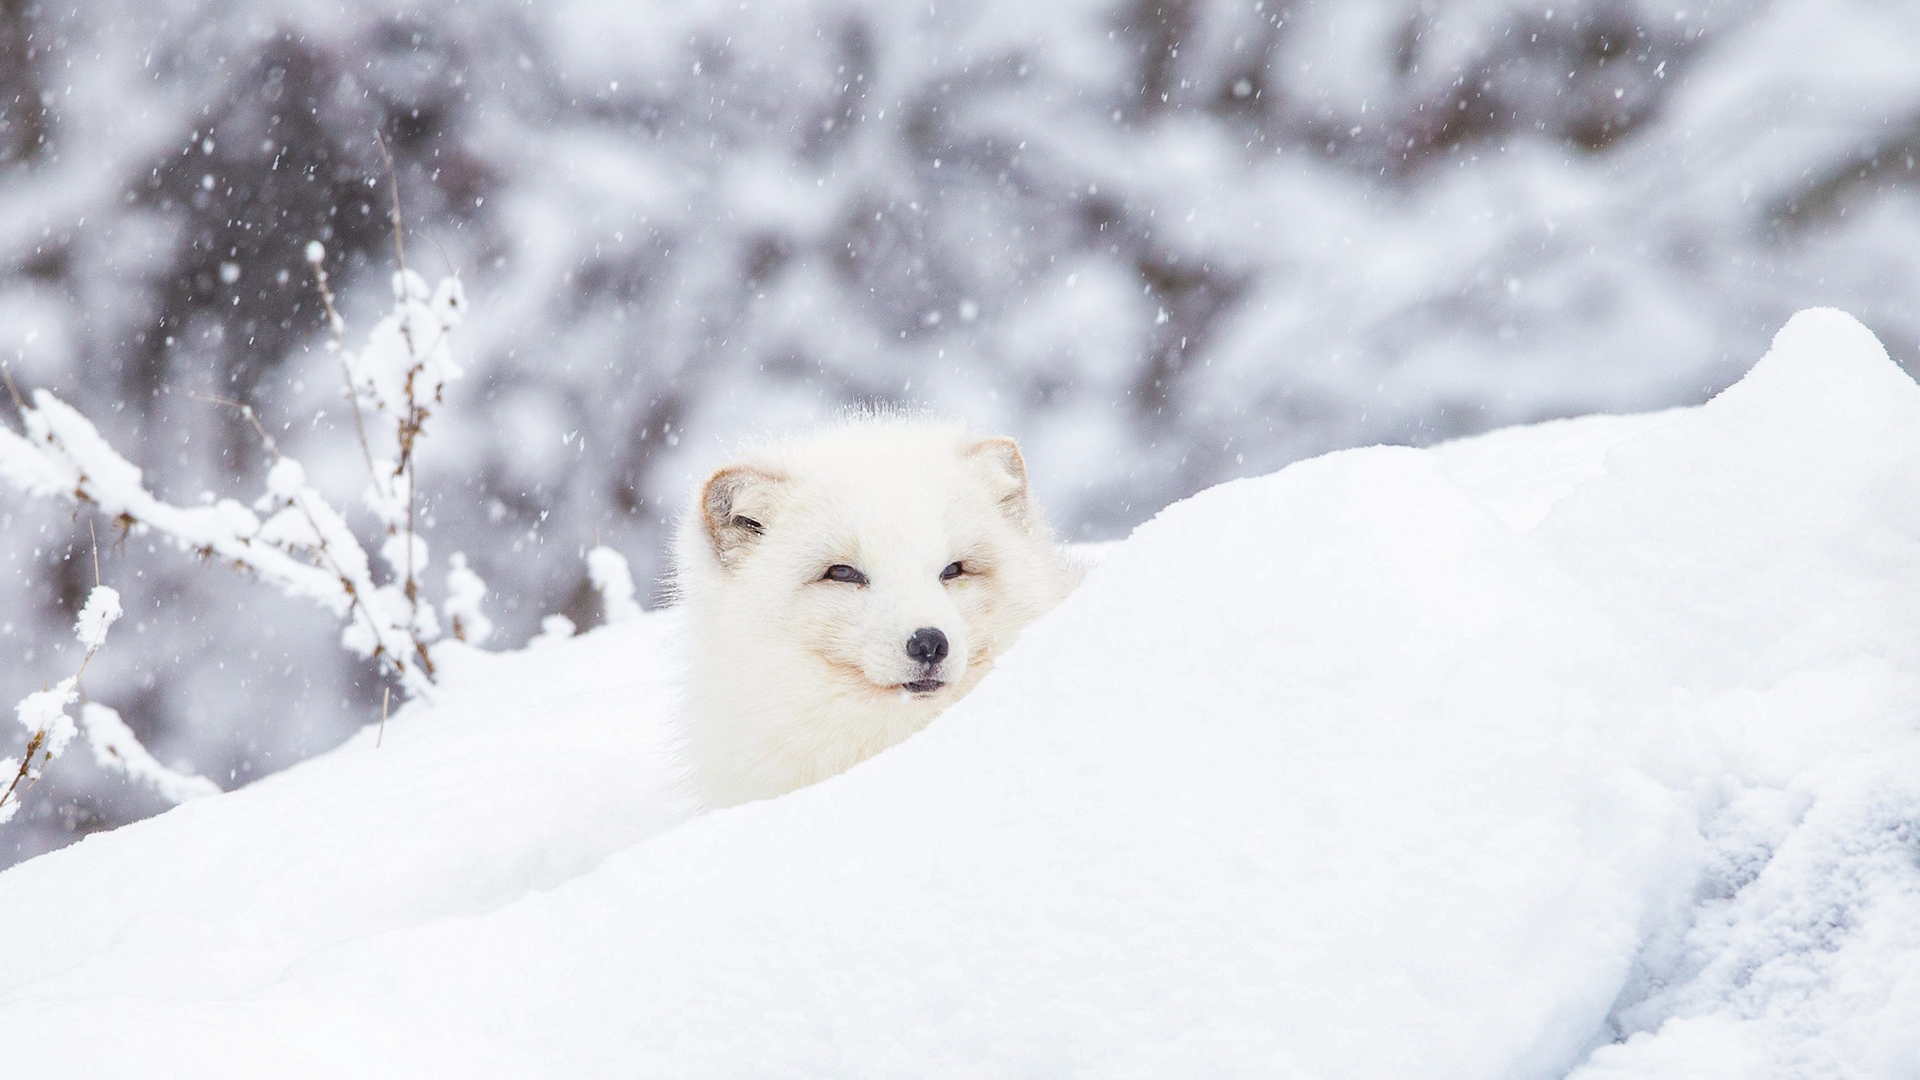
xmin=2 ymin=309 xmax=1918 ymax=1076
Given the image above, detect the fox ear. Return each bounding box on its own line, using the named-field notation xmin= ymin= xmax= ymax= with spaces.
xmin=700 ymin=465 xmax=786 ymax=566
xmin=965 ymin=436 xmax=1032 ymax=525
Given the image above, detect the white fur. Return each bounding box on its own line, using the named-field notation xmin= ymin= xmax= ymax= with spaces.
xmin=671 ymin=419 xmax=1082 ymax=808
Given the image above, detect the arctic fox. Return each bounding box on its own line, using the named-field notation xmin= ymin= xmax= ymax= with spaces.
xmin=672 ymin=420 xmax=1083 ymax=808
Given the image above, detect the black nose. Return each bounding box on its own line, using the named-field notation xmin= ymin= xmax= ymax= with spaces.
xmin=905 ymin=627 xmax=949 ymax=665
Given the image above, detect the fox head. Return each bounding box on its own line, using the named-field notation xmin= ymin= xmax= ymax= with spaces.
xmin=686 ymin=424 xmax=1044 ymax=705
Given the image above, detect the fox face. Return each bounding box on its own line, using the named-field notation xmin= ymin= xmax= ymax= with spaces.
xmin=674 ymin=421 xmax=1080 ymax=807
xmin=695 ymin=431 xmax=1032 ymax=705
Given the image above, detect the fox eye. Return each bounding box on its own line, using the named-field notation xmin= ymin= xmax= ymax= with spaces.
xmin=822 ymin=564 xmax=869 ymax=585
xmin=940 ymin=561 xmax=966 ymax=581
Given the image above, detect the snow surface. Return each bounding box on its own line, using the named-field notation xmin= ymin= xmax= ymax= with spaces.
xmin=3 ymin=309 xmax=1919 ymax=1076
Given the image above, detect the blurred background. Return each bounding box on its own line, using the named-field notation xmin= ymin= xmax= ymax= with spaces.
xmin=4 ymin=0 xmax=1917 ymax=864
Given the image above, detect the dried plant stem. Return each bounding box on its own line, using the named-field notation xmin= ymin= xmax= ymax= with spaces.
xmin=310 ymin=254 xmax=379 ymax=481
xmin=0 ymin=363 xmax=24 ymax=413
xmin=374 ymin=132 xmax=427 ymax=666
xmin=0 ymin=731 xmax=44 ymax=814
xmin=374 ymin=129 xmax=406 ymax=276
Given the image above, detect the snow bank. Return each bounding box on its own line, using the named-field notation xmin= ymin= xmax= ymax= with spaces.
xmin=3 ymin=309 xmax=1919 ymax=1076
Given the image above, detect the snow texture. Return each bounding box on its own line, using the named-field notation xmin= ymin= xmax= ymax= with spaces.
xmin=1 ymin=308 xmax=1916 ymax=1076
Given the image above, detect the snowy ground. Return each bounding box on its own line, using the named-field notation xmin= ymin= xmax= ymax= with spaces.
xmin=2 ymin=308 xmax=1918 ymax=1077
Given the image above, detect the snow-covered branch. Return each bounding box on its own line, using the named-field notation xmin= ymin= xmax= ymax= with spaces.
xmin=0 ymin=586 xmax=214 ymax=824
xmin=77 ymin=702 xmax=220 ymax=806
xmin=0 ymin=248 xmax=485 ymax=701
xmin=0 ymin=386 xmax=436 ymax=693
xmin=0 ymin=240 xmax=499 ymax=822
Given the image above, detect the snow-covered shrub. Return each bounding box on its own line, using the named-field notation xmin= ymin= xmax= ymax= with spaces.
xmin=1 ymin=248 xmax=478 ymax=698
xmin=0 ymin=244 xmax=490 ymax=821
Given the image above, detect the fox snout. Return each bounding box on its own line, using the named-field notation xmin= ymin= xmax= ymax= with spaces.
xmin=905 ymin=627 xmax=949 ymax=665
xmin=901 ymin=627 xmax=951 ymax=694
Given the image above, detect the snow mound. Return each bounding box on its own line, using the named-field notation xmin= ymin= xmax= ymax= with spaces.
xmin=4 ymin=309 xmax=1920 ymax=1076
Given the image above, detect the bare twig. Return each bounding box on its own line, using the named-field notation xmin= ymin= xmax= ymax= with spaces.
xmin=405 ymin=425 xmax=419 ymax=608
xmin=171 ymin=388 xmax=280 ymax=455
xmin=0 ymin=729 xmax=44 ymax=817
xmin=374 ymin=129 xmax=406 ymax=276
xmin=0 ymin=363 xmax=24 ymax=414
xmin=308 ymin=247 xmax=379 ymax=481
xmin=423 ymin=232 xmax=458 ymax=282
xmin=377 ymin=685 xmax=390 ymax=749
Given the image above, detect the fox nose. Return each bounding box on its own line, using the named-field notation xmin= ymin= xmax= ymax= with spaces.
xmin=905 ymin=627 xmax=949 ymax=665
